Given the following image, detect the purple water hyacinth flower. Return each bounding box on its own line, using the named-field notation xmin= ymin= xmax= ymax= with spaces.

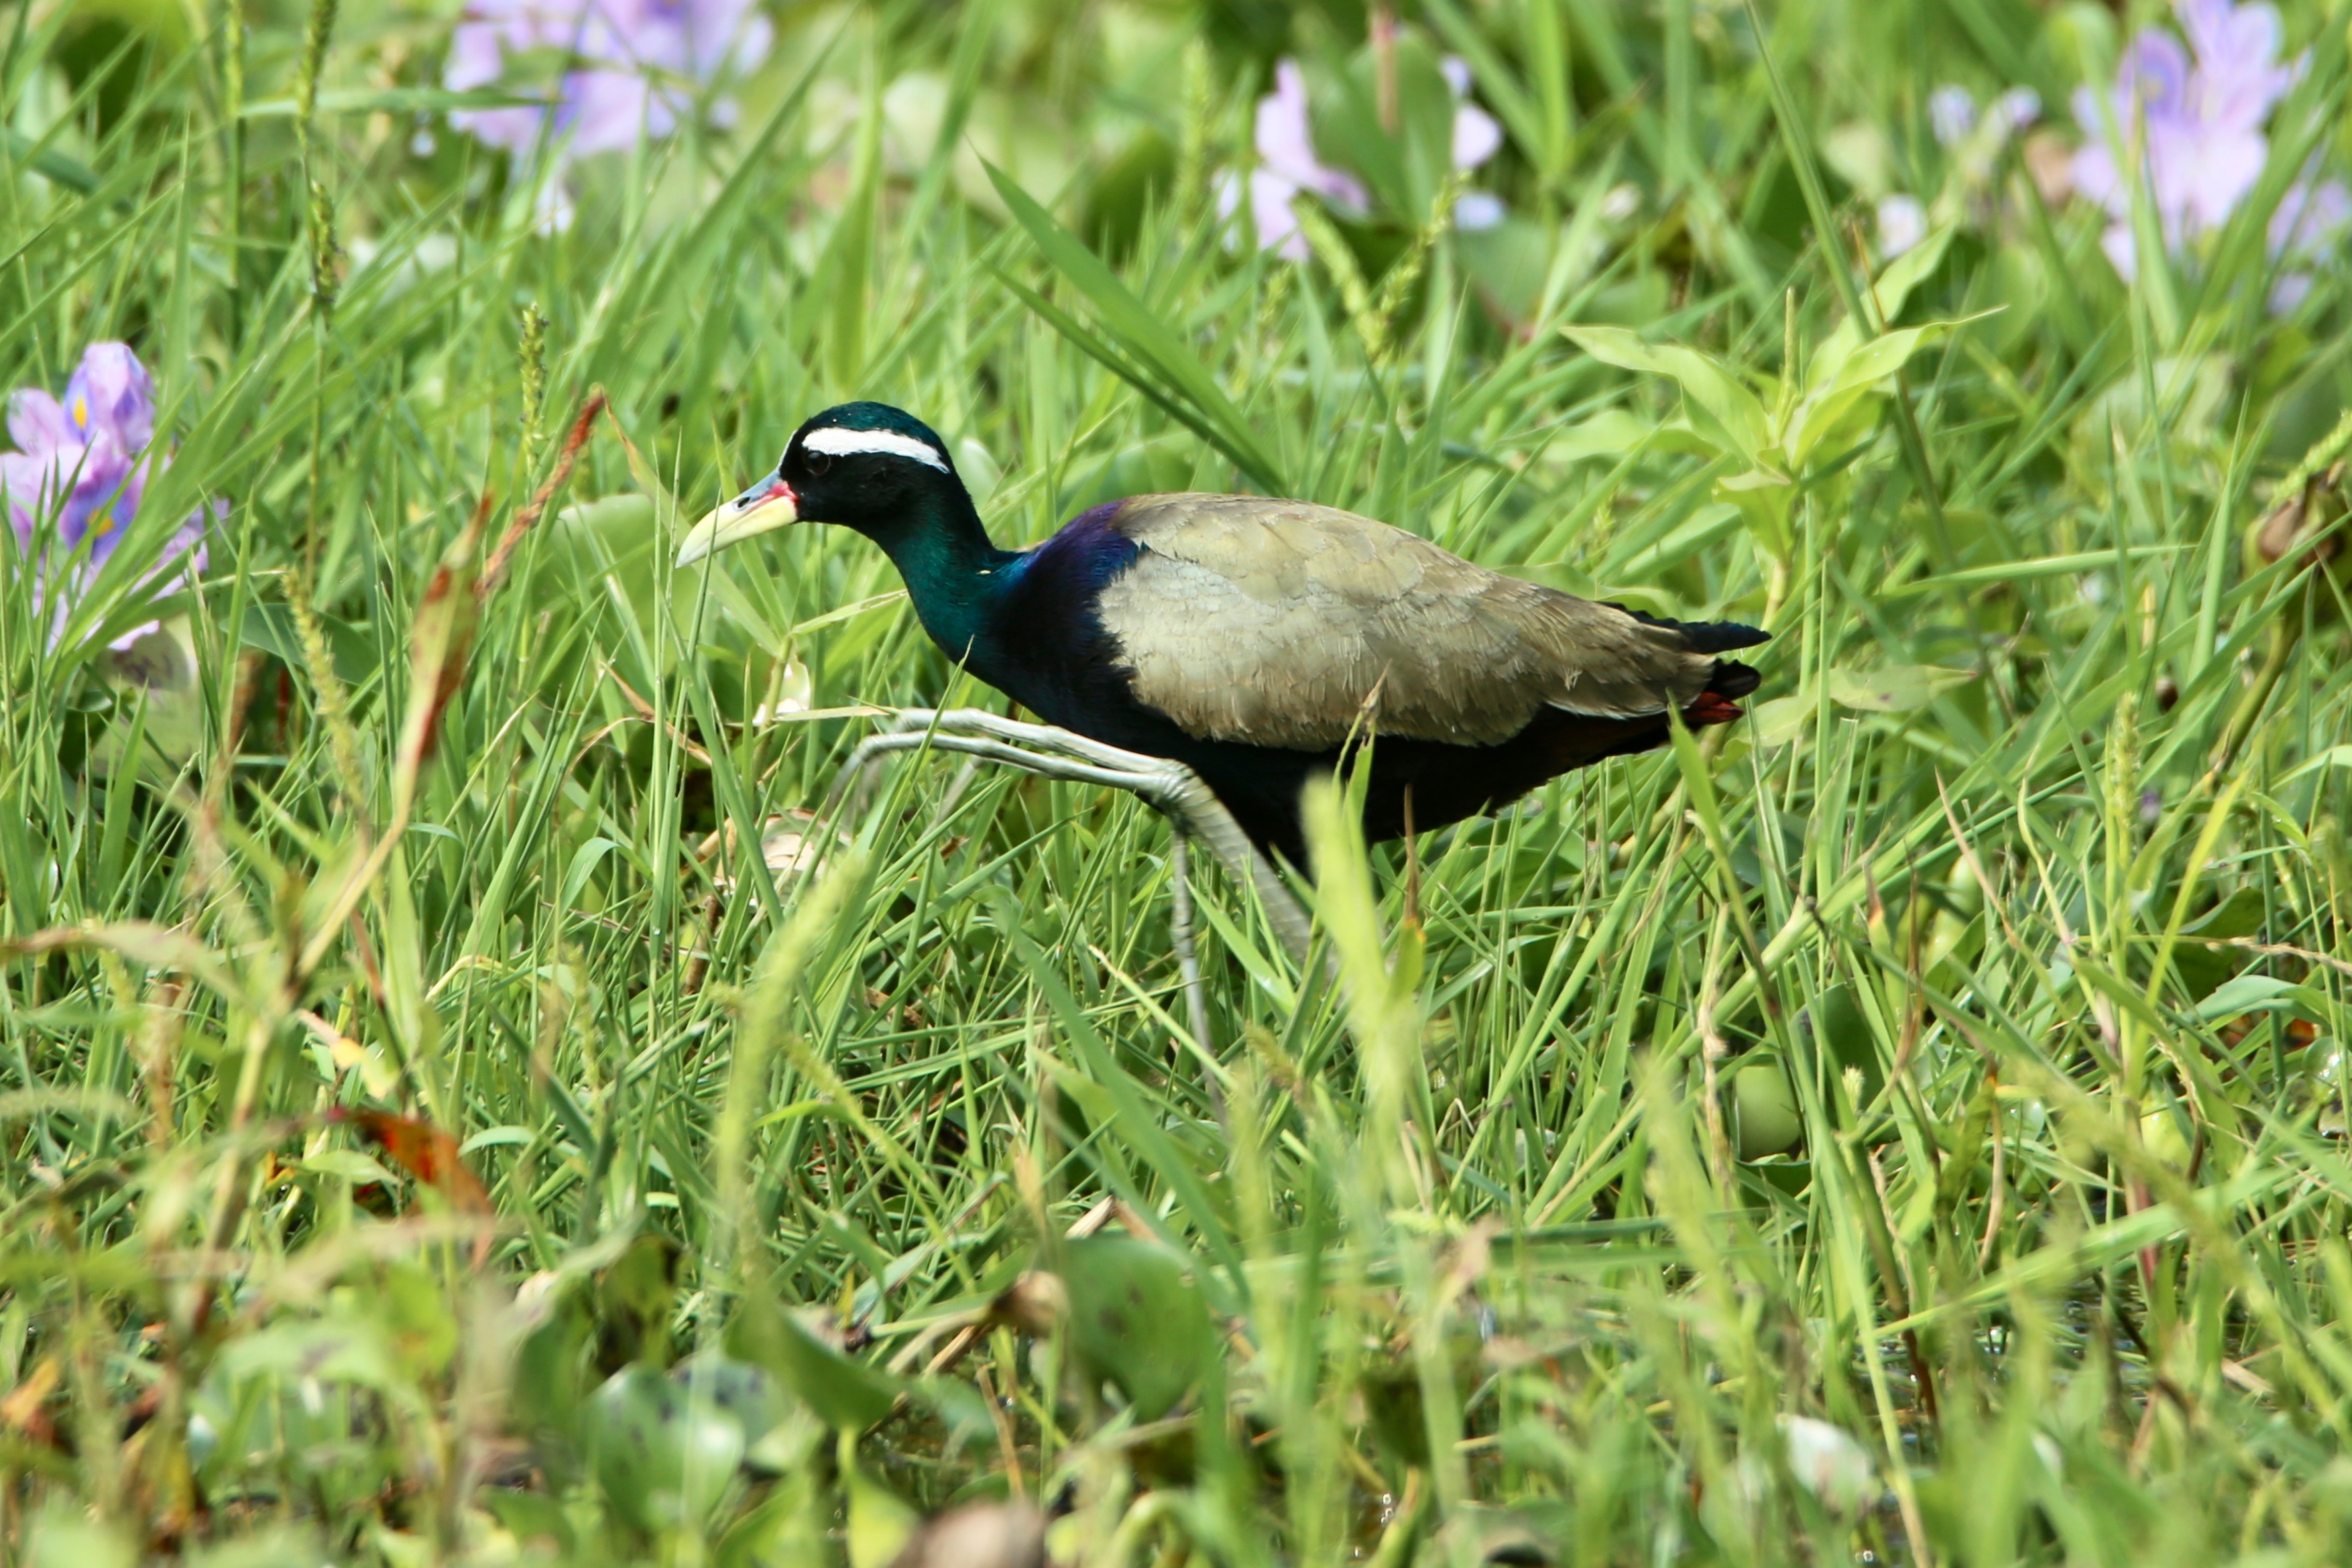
xmin=2 ymin=343 xmax=210 ymax=656
xmin=1222 ymin=59 xmax=1370 ymax=261
xmin=1929 ymin=86 xmax=1978 ymax=147
xmin=2069 ymin=0 xmax=2307 ymax=285
xmin=1439 ymin=55 xmax=1506 ymax=231
xmin=2179 ymin=0 xmax=2299 ymax=130
xmin=1875 ymin=194 xmax=1928 ymax=259
xmin=2267 ymin=172 xmax=2352 ymax=310
xmin=1220 ymin=54 xmax=1507 ymax=259
xmin=445 ymin=0 xmax=771 ymax=207
xmin=1930 ymin=84 xmax=2038 ymax=151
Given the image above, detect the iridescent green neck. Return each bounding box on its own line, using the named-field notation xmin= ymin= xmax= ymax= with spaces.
xmin=847 ymin=488 xmax=1016 ymax=662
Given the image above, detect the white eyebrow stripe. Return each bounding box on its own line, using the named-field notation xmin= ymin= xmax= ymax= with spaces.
xmin=803 ymin=427 xmax=951 ymax=473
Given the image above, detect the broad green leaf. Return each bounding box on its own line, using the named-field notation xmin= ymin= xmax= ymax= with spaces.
xmin=1886 ymin=546 xmax=2188 ymax=595
xmin=2182 ymin=888 xmax=2266 ymax=940
xmin=298 ymin=1149 xmax=400 ymax=1185
xmin=2196 ymin=974 xmax=2314 ymax=1021
xmin=1564 ymin=325 xmax=1773 ymax=463
xmin=1735 ymin=1059 xmax=1804 ymax=1158
xmin=1716 ymin=469 xmax=1796 ymax=562
xmin=1747 ymin=694 xmax=1812 ymax=747
xmin=726 ymin=1292 xmax=900 ymax=1432
xmin=1870 ymin=225 xmax=1956 ymax=321
xmin=1 ymin=129 xmax=98 ymax=193
xmin=1808 ymin=227 xmax=1954 ymax=375
xmin=1803 ymin=983 xmax=1884 ymax=1109
xmin=586 ymin=1367 xmax=746 ymax=1534
xmin=217 ymin=1319 xmax=406 ymax=1396
xmin=1788 ymin=323 xmax=1950 ymax=465
xmin=2284 ymin=744 xmax=2352 ymax=780
xmin=1826 ymin=323 xmax=1952 ymax=394
xmin=1548 ymin=408 xmax=1657 ymax=462
xmin=1825 ymin=664 xmax=1973 ymax=713
xmin=1061 ymin=1235 xmax=1213 ymax=1421
xmin=841 ymin=1433 xmax=920 ymax=1568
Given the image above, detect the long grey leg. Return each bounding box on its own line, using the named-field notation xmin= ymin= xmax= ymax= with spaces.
xmin=1167 ymin=834 xmax=1211 ymax=1048
xmin=830 ymin=709 xmax=1314 ymax=966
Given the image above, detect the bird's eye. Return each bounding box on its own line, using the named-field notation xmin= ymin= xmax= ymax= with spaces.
xmin=804 ymin=449 xmax=832 ymax=477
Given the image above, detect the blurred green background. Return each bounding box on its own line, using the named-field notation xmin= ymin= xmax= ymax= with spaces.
xmin=5 ymin=0 xmax=2352 ymax=1563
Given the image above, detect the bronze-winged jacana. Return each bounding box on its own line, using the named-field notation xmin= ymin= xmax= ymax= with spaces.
xmin=676 ymin=402 xmax=1766 ymax=972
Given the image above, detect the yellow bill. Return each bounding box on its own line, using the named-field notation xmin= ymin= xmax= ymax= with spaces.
xmin=675 ymin=467 xmax=799 ymax=567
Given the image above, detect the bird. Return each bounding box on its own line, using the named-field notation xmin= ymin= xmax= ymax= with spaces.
xmin=676 ymin=402 xmax=1767 ymax=871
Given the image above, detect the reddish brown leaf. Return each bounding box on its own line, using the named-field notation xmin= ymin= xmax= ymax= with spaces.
xmin=479 ymin=387 xmax=609 ymax=597
xmin=0 ymin=1357 xmax=60 ymax=1446
xmin=349 ymin=1110 xmax=492 ymax=1215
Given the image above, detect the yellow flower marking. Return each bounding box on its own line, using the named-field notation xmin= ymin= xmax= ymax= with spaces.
xmin=72 ymin=396 xmax=87 ymax=430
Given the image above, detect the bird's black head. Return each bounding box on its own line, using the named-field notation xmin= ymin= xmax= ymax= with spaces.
xmin=675 ymin=402 xmax=974 ymax=566
xmin=782 ymin=402 xmax=963 ymax=524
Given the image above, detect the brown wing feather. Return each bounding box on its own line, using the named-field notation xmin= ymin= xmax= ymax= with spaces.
xmin=1095 ymin=493 xmax=1720 ymax=750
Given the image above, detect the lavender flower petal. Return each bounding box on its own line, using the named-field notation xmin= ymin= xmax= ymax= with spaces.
xmin=1929 ymin=86 xmax=1977 ymax=147
xmin=1454 ymin=190 xmax=1506 ymax=231
xmin=2268 ymin=272 xmax=2313 ymax=312
xmin=8 ymin=389 xmax=74 ymax=459
xmin=64 ymin=343 xmax=157 ymax=455
xmin=445 ymin=0 xmax=769 ymax=170
xmin=1451 ymin=101 xmax=1503 ymax=171
xmin=2180 ymin=0 xmax=2296 ymax=131
xmin=2270 ymin=174 xmax=2352 ymax=256
xmin=1249 ymin=167 xmax=1311 ymax=261
xmin=4 ymin=342 xmax=213 ymax=654
xmin=2067 ymin=1 xmax=2320 ymax=290
xmin=1 ymin=450 xmax=48 ymax=548
xmin=1991 ymin=87 xmax=2041 ymax=134
xmin=1876 ymin=194 xmax=1928 ymax=259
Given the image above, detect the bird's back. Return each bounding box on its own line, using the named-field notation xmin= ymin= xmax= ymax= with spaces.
xmin=1087 ymin=493 xmax=1755 ymax=751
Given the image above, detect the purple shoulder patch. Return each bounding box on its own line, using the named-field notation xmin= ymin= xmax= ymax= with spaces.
xmin=1014 ymin=499 xmax=1142 ymax=592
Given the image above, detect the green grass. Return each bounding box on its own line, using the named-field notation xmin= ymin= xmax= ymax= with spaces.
xmin=5 ymin=1 xmax=2352 ymax=1563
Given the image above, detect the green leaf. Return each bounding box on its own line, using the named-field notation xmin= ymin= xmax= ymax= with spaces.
xmin=726 ymin=1291 xmax=900 ymax=1433
xmin=841 ymin=1432 xmax=920 ymax=1568
xmin=1547 ymin=408 xmax=1658 ymax=463
xmin=1825 ymin=664 xmax=1973 ymax=713
xmin=1747 ymin=694 xmax=1812 ymax=747
xmin=1 ymin=131 xmax=99 ymax=194
xmin=2196 ymin=974 xmax=2314 ymax=1022
xmin=585 ymin=1367 xmax=746 ymax=1534
xmin=1563 ymin=325 xmax=1772 ymax=463
xmin=2182 ymin=888 xmax=2266 ymax=941
xmin=239 ymin=603 xmax=376 ymax=687
xmin=1869 ymin=225 xmax=1956 ymax=321
xmin=1715 ymin=468 xmax=1796 ymax=562
xmin=986 ymin=162 xmax=1287 ymax=493
xmin=1061 ymin=1235 xmax=1213 ymax=1421
xmin=298 ymin=1149 xmax=399 ymax=1185
xmin=1885 ymin=546 xmax=2188 ymax=596
xmin=2284 ymin=744 xmax=2352 ymax=781
xmin=1826 ymin=323 xmax=1952 ymax=394
xmin=1804 ymin=983 xmax=1883 ymax=1109
xmin=1734 ymin=1059 xmax=1804 ymax=1159
xmin=216 ymin=1319 xmax=406 ymax=1398
xmin=913 ymin=1377 xmax=1000 ymax=1455
xmin=715 ymin=1471 xmax=829 ymax=1568
xmin=1788 ymin=322 xmax=1950 ymax=466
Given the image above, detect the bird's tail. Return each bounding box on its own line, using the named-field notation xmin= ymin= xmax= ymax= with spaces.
xmin=1614 ymin=608 xmax=1771 ymax=725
